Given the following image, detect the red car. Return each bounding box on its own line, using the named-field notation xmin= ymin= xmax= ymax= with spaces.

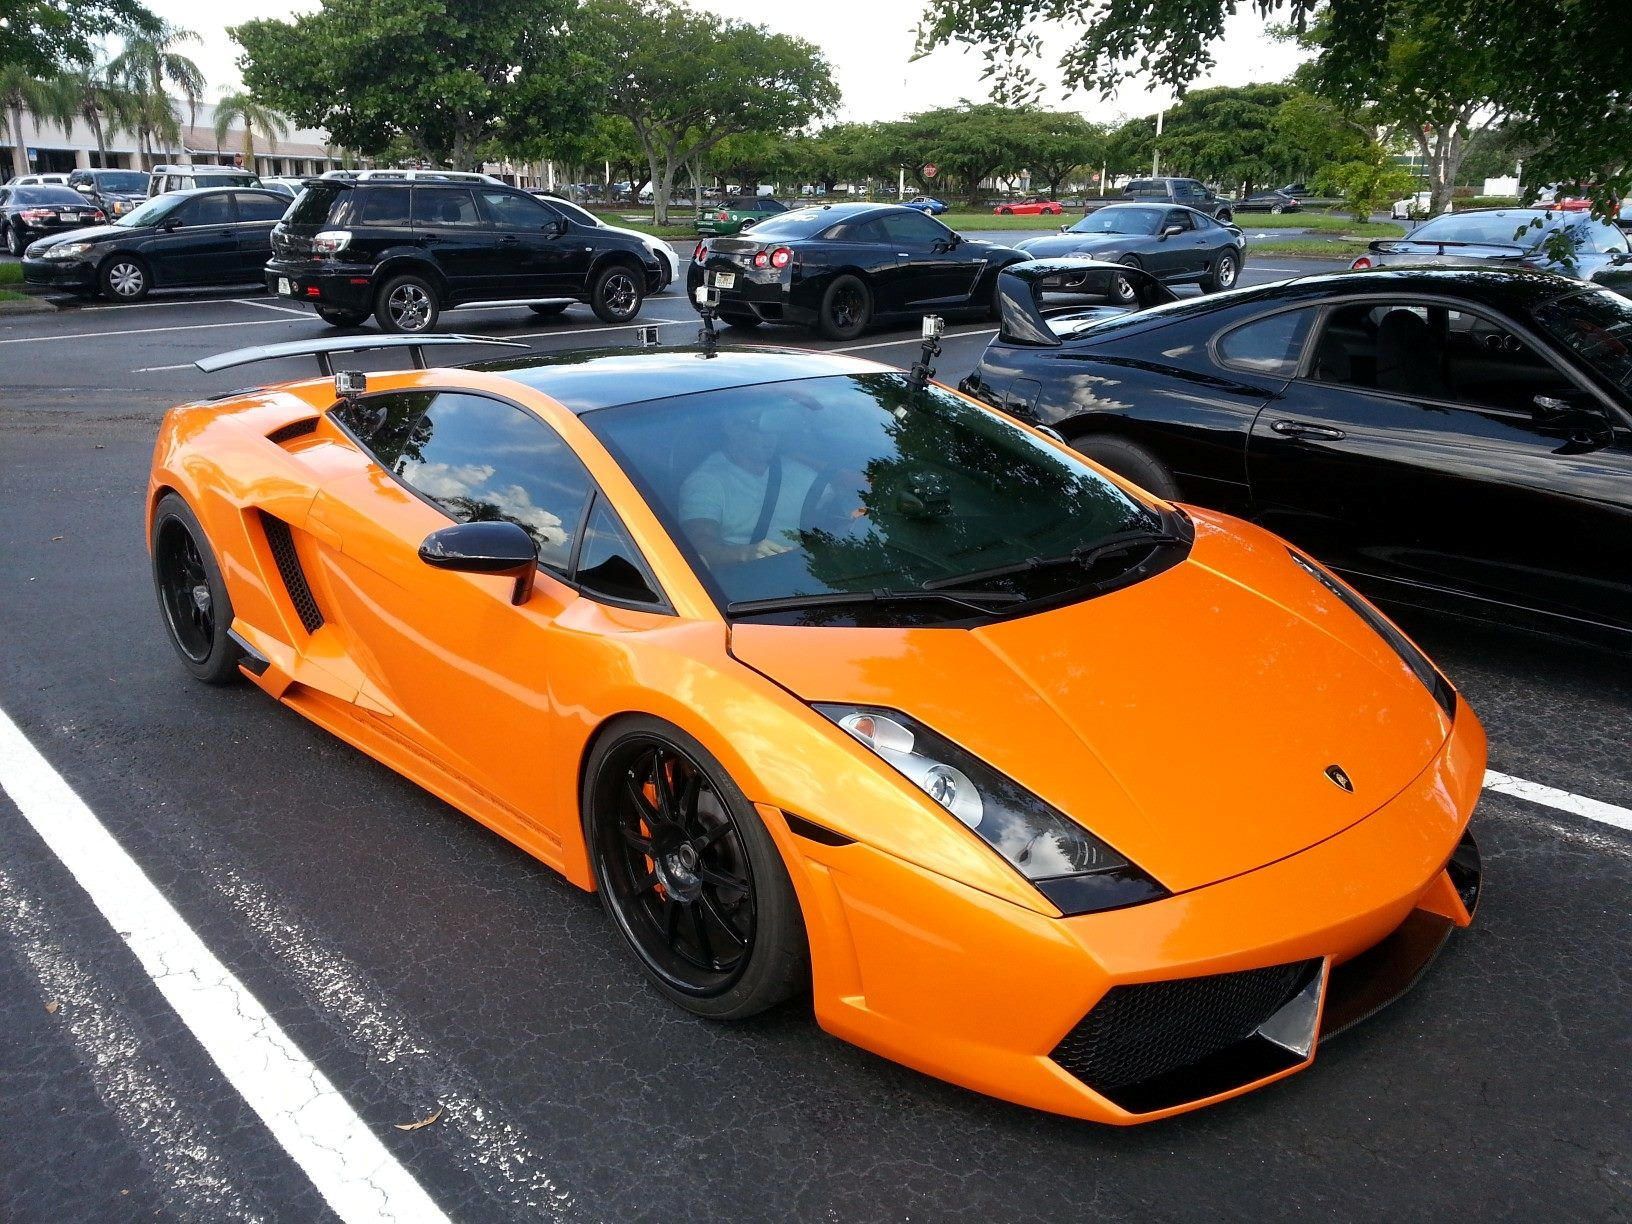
xmin=994 ymin=198 xmax=1063 ymax=216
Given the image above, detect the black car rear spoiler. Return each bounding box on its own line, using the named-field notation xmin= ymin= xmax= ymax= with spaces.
xmin=996 ymin=258 xmax=1178 ymax=348
xmin=195 ymin=334 xmax=528 ymax=375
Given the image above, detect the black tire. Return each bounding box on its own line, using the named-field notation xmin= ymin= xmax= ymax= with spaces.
xmin=4 ymin=224 xmax=23 ymax=257
xmin=583 ymin=716 xmax=808 ymax=1020
xmin=314 ymin=305 xmax=367 ymax=327
xmin=998 ymin=207 xmax=1014 ymax=215
xmin=99 ymin=254 xmax=149 ymax=301
xmin=1072 ymin=435 xmax=1182 ymax=500
xmin=590 ymin=261 xmax=645 ymax=324
xmin=721 ymin=311 xmax=762 ymax=330
xmin=1110 ymin=256 xmax=1142 ymax=305
xmin=150 ymin=492 xmax=242 ymax=684
xmin=816 ymin=273 xmax=871 ymax=341
xmin=1270 ymin=203 xmax=1285 ymax=214
xmin=374 ymin=271 xmax=440 ymax=333
xmin=528 ymin=302 xmax=570 ymax=317
xmin=1200 ymin=249 xmax=1240 ymax=294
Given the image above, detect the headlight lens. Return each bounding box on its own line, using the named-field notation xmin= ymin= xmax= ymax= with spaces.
xmin=1289 ymin=550 xmax=1456 ymax=718
xmin=44 ymin=242 xmax=94 ymax=260
xmin=815 ymin=704 xmax=1168 ymax=915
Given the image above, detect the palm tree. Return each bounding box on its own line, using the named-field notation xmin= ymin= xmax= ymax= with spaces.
xmin=58 ymin=63 xmax=139 ymax=170
xmin=212 ymin=93 xmax=288 ymax=171
xmin=111 ymin=23 xmax=205 ymax=168
xmin=0 ymin=67 xmax=63 ymax=180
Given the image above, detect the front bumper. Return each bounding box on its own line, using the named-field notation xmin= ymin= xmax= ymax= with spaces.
xmin=21 ymin=254 xmax=97 ymax=289
xmin=780 ymin=694 xmax=1486 ymax=1123
xmin=264 ymin=260 xmax=374 ymax=313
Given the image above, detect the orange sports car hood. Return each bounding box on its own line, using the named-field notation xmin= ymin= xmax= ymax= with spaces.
xmin=730 ymin=515 xmax=1453 ymax=895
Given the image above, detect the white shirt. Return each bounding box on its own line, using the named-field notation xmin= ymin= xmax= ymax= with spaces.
xmin=678 ymin=451 xmax=817 ymax=547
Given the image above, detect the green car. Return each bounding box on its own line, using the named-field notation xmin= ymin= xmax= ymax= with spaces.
xmin=696 ymin=195 xmax=789 ymax=236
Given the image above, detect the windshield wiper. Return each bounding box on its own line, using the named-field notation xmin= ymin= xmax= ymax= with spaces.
xmin=725 ymin=588 xmax=1025 ymax=617
xmin=920 ymin=528 xmax=1184 ymax=592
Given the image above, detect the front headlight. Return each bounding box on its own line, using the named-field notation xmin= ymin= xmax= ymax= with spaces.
xmin=1289 ymin=550 xmax=1456 ymax=718
xmin=44 ymin=242 xmax=94 ymax=260
xmin=815 ymin=704 xmax=1168 ymax=915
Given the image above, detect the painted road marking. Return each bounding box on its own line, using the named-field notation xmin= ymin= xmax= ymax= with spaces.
xmin=1 ymin=315 xmax=301 ymax=346
xmin=237 ymin=298 xmax=317 ymax=317
xmin=0 ymin=704 xmax=450 ymax=1224
xmin=1485 ymin=769 xmax=1632 ymax=833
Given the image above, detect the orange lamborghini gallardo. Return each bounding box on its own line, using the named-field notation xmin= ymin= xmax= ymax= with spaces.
xmin=148 ymin=333 xmax=1485 ymax=1123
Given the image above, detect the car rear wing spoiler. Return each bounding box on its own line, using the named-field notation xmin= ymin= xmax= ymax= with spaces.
xmin=996 ymin=258 xmax=1178 ymax=348
xmin=194 ymin=334 xmax=529 ymax=375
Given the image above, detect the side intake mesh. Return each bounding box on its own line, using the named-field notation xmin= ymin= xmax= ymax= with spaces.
xmin=266 ymin=417 xmax=318 ymax=446
xmin=1051 ymin=961 xmax=1313 ymax=1093
xmin=261 ymin=514 xmax=324 ymax=633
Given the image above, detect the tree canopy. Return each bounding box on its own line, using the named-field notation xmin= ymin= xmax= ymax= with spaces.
xmin=0 ymin=0 xmax=159 ymax=78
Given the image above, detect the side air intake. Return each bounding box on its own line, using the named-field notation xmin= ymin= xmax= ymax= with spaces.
xmin=266 ymin=417 xmax=318 ymax=446
xmin=261 ymin=514 xmax=324 ymax=633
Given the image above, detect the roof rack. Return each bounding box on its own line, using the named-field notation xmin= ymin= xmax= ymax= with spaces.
xmin=194 ymin=333 xmax=528 ymax=376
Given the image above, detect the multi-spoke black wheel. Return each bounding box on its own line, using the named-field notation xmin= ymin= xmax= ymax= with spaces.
xmin=817 ymin=274 xmax=871 ymax=341
xmin=150 ymin=492 xmax=242 ymax=683
xmin=585 ymin=718 xmax=808 ymax=1019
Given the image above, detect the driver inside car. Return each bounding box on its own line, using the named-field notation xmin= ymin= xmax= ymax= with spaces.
xmin=679 ymin=403 xmax=818 ymax=565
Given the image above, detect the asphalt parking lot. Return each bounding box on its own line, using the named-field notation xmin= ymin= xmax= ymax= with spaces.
xmin=2 ymin=246 xmax=1629 ymax=1222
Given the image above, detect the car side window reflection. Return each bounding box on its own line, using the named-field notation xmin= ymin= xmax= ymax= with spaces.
xmin=575 ymin=497 xmax=664 ymax=607
xmin=1216 ymin=310 xmax=1313 ymax=376
xmin=341 ymin=391 xmax=593 ymax=573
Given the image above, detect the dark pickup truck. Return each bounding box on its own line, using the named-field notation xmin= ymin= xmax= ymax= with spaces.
xmin=1081 ymin=177 xmax=1235 ymax=223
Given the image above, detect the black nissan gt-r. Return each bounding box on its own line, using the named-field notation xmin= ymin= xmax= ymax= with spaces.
xmin=961 ymin=261 xmax=1632 ymax=646
xmin=688 ymin=202 xmax=1027 ymax=340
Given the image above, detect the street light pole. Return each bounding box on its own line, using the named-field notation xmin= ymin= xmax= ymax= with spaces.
xmin=1151 ymin=108 xmax=1164 ymax=178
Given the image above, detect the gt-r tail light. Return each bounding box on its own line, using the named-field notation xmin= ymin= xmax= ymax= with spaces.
xmin=752 ymin=250 xmax=769 ymax=268
xmin=311 ymin=229 xmax=352 ymax=257
xmin=769 ymin=246 xmax=793 ymax=269
xmin=1350 ymin=256 xmax=1373 ymax=270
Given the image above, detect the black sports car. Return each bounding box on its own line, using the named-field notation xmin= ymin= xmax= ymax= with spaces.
xmin=1353 ymin=208 xmax=1632 ymax=292
xmin=1013 ymin=204 xmax=1245 ymax=301
xmin=23 ymin=187 xmax=290 ymax=301
xmin=961 ymin=262 xmax=1632 ymax=644
xmin=1234 ymin=190 xmax=1302 ymax=214
xmin=0 ymin=183 xmax=106 ymax=255
xmin=687 ymin=202 xmax=1026 ymax=340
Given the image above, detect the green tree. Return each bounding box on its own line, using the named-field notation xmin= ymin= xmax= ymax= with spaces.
xmin=111 ymin=21 xmax=205 ymax=167
xmin=1008 ymin=110 xmax=1108 ymax=198
xmin=1320 ymin=142 xmax=1416 ymax=222
xmin=874 ymin=104 xmax=1032 ymax=204
xmin=0 ymin=0 xmax=158 ymax=79
xmin=57 ymin=61 xmax=140 ymax=170
xmin=0 ymin=68 xmax=68 ymax=179
xmin=212 ymin=92 xmax=289 ymax=167
xmin=233 ymin=0 xmax=603 ymax=169
xmin=584 ymin=0 xmax=839 ymax=224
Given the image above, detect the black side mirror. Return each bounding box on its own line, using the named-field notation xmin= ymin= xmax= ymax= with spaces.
xmin=163 ymin=216 xmax=182 ymax=230
xmin=542 ymin=216 xmax=569 ymax=238
xmin=1161 ymin=224 xmax=1184 ymax=239
xmin=418 ymin=520 xmax=539 ymax=604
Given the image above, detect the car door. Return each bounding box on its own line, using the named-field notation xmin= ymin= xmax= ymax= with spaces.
xmin=307 ymin=389 xmax=598 ymax=825
xmin=229 ymin=191 xmax=286 ymax=280
xmin=1148 ymin=209 xmax=1202 ymax=278
xmin=145 ymin=193 xmax=241 ymax=285
xmin=877 ymin=209 xmax=973 ymax=307
xmin=1246 ymin=296 xmax=1632 ymax=630
xmin=825 ymin=215 xmax=905 ymax=310
xmin=407 ymin=186 xmax=495 ymax=301
xmin=476 ymin=188 xmax=583 ymax=297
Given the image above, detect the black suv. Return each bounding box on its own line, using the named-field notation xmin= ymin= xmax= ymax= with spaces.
xmin=266 ymin=179 xmax=662 ymax=332
xmin=66 ymin=167 xmax=152 ymax=219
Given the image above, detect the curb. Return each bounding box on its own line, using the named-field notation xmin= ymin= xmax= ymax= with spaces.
xmin=0 ymin=296 xmax=57 ymax=314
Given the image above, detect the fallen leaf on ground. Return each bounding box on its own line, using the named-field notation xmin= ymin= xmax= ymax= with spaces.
xmin=394 ymin=1107 xmax=443 ymax=1132
xmin=44 ymin=1000 xmax=60 ymax=1014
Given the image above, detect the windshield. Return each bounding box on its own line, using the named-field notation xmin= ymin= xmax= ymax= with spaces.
xmin=739 ymin=208 xmax=845 ymax=241
xmin=90 ymin=171 xmax=149 ymax=193
xmin=1068 ymin=206 xmax=1164 ymax=236
xmin=1409 ymin=211 xmax=1556 ymax=247
xmin=1534 ymin=288 xmax=1632 ymax=392
xmin=584 ymin=373 xmax=1167 ymax=623
xmin=114 ymin=195 xmax=184 ymax=227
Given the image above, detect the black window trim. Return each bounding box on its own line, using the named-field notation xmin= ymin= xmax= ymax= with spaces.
xmin=327 ymin=386 xmax=675 ymax=614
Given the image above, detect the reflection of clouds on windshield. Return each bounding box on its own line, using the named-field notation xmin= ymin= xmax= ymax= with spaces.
xmin=407 ymin=460 xmax=495 ymax=500
xmin=402 ymin=460 xmax=569 ymax=555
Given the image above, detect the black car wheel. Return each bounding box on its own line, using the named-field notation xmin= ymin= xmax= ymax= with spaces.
xmin=314 ymin=306 xmax=368 ymax=328
xmin=99 ymin=255 xmax=149 ymax=301
xmin=1216 ymin=209 xmax=1233 ymax=224
xmin=375 ymin=273 xmax=440 ymax=333
xmin=1270 ymin=203 xmax=1285 ymax=214
xmin=1073 ymin=435 xmax=1183 ymax=500
xmin=150 ymin=492 xmax=242 ymax=684
xmin=529 ymin=302 xmax=570 ymax=317
xmin=817 ymin=274 xmax=872 ymax=341
xmin=584 ymin=717 xmax=808 ymax=1019
xmin=591 ymin=262 xmax=645 ymax=324
xmin=1111 ymin=257 xmax=1142 ymax=305
xmin=4 ymin=224 xmax=23 ymax=256
xmin=1201 ymin=251 xmax=1239 ymax=293
xmin=998 ymin=207 xmax=1014 ymax=215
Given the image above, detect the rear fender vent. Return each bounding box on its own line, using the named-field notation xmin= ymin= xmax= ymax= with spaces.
xmin=261 ymin=513 xmax=325 ymax=633
xmin=266 ymin=417 xmax=318 ymax=446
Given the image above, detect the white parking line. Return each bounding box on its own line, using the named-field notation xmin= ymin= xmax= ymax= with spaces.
xmin=237 ymin=298 xmax=316 ymax=317
xmin=1484 ymin=769 xmax=1632 ymax=833
xmin=1 ymin=315 xmax=297 ymax=346
xmin=0 ymin=705 xmax=449 ymax=1224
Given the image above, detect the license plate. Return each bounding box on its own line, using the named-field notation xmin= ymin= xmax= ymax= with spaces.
xmin=62 ymin=212 xmax=83 ymax=222
xmin=713 ymin=272 xmax=736 ymax=289
xmin=277 ymin=278 xmax=292 ymax=296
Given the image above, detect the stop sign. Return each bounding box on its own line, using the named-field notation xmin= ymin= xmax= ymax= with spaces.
xmin=924 ymin=163 xmax=938 ymax=179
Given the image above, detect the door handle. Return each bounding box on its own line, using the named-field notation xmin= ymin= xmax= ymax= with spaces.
xmin=499 ymin=234 xmax=519 ymax=245
xmin=417 ymin=234 xmax=442 ymax=246
xmin=1271 ymin=419 xmax=1346 ymax=441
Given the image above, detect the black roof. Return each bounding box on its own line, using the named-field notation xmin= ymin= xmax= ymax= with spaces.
xmin=476 ymin=345 xmax=888 ymax=413
xmin=1279 ymin=265 xmax=1587 ymax=310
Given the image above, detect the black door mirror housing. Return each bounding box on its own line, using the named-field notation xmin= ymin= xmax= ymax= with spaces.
xmin=544 ymin=217 xmax=569 ymax=238
xmin=418 ymin=520 xmax=539 ymax=604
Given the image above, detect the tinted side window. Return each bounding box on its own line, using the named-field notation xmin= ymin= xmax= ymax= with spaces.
xmin=479 ymin=189 xmax=553 ymax=228
xmin=1216 ymin=310 xmax=1314 ymax=376
xmin=177 ymin=194 xmax=235 ymax=225
xmin=1163 ymin=210 xmax=1192 ymax=232
xmin=349 ymin=187 xmax=411 ymax=227
xmin=880 ymin=211 xmax=947 ymax=245
xmin=410 ymin=187 xmax=483 ymax=228
xmin=382 ymin=392 xmax=592 ymax=571
xmin=235 ymin=193 xmax=288 ymax=222
xmin=286 ymin=182 xmax=345 ymax=226
xmin=831 ymin=217 xmax=887 ymax=243
xmin=575 ymin=497 xmax=664 ymax=606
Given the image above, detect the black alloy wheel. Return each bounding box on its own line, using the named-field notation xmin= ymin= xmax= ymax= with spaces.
xmin=590 ymin=263 xmax=644 ymax=323
xmin=817 ymin=274 xmax=871 ymax=341
xmin=585 ymin=719 xmax=807 ymax=1019
xmin=150 ymin=492 xmax=242 ymax=684
xmin=5 ymin=225 xmax=23 ymax=256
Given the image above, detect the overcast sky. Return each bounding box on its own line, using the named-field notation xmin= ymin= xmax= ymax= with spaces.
xmin=147 ymin=0 xmax=1305 ymax=126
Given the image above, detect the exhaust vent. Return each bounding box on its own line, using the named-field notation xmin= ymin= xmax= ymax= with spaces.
xmin=266 ymin=417 xmax=318 ymax=446
xmin=261 ymin=514 xmax=324 ymax=633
